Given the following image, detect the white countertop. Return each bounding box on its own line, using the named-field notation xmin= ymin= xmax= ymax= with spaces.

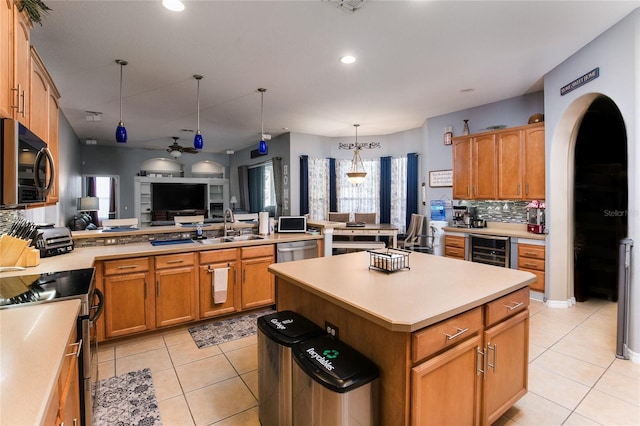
xmin=0 ymin=299 xmax=81 ymax=425
xmin=444 ymin=221 xmax=546 ymax=240
xmin=269 ymin=251 xmax=536 ymax=332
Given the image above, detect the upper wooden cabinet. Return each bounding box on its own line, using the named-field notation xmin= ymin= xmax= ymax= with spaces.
xmin=453 ymin=123 xmax=545 ymax=200
xmin=0 ymin=3 xmax=31 ymax=123
xmin=0 ymin=0 xmax=13 ymax=117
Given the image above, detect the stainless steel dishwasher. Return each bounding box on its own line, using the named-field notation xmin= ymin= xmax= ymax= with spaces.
xmin=276 ymin=240 xmax=318 ymax=262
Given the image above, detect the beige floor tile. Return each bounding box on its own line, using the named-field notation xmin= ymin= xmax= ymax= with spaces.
xmin=529 ymin=326 xmax=568 ymax=349
xmin=576 ymin=389 xmax=640 ymax=425
xmin=528 ymin=300 xmax=546 ymax=316
xmin=532 ymin=349 xmax=605 ymax=387
xmin=594 ymin=369 xmax=640 ymax=406
xmin=551 ymin=333 xmax=616 ymax=368
xmin=163 ymin=326 xmax=196 ymax=347
xmin=97 ymin=360 xmax=115 ymax=381
xmin=532 ymin=308 xmax=590 ymax=326
xmin=528 ymin=365 xmax=591 ymax=410
xmin=562 ymin=412 xmax=601 ymax=425
xmin=153 ymin=367 xmax=183 ymax=402
xmin=158 ymin=395 xmax=195 ymax=426
xmin=176 ymin=353 xmax=237 ymax=393
xmin=504 ymin=391 xmax=571 ymax=425
xmin=608 ymin=357 xmax=640 ymax=381
xmin=115 ymin=334 xmax=166 ymax=358
xmin=569 ymin=324 xmax=617 ymax=351
xmin=186 ymin=377 xmax=258 ymax=426
xmin=241 ymin=370 xmax=259 ymax=400
xmin=168 ymin=339 xmax=222 ymax=366
xmin=212 ymin=407 xmax=260 ymax=425
xmin=97 ymin=343 xmax=115 ymax=362
xmin=491 ymin=415 xmax=520 ymax=426
xmin=225 ymin=344 xmax=258 ymax=375
xmin=219 ymin=335 xmax=258 ymax=353
xmin=115 ymin=346 xmax=173 ymax=375
xmin=528 ymin=343 xmax=546 ymax=362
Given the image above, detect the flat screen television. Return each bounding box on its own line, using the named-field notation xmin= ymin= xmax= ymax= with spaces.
xmin=152 ymin=183 xmax=207 ymax=212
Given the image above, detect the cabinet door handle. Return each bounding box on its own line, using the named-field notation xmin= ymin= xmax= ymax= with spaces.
xmin=65 ymin=340 xmax=82 ymax=358
xmin=157 ymin=280 xmax=160 ymax=297
xmin=476 ymin=347 xmax=485 ymax=376
xmin=523 ymin=262 xmax=538 ymax=268
xmin=467 ymin=184 xmax=470 ymax=196
xmin=504 ymin=301 xmax=524 ymax=311
xmin=11 ymin=84 xmax=20 ymax=111
xmin=517 ymin=183 xmax=520 ymax=195
xmin=445 ymin=327 xmax=468 ymax=341
xmin=524 ymin=252 xmax=538 ymax=256
xmin=525 ymin=183 xmax=529 ymax=195
xmin=243 ymin=269 xmax=246 ymax=283
xmin=144 ymin=280 xmax=148 ymax=298
xmin=487 ymin=342 xmax=497 ymax=372
xmin=474 ymin=185 xmax=477 ymax=195
xmin=167 ymin=259 xmax=184 ymax=264
xmin=20 ymin=89 xmax=25 ymax=116
xmin=117 ymin=265 xmax=138 ymax=269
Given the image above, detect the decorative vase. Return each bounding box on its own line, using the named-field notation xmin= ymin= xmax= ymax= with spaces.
xmin=463 ymin=120 xmax=470 ymax=135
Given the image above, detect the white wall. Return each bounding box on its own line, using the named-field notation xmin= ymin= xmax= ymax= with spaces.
xmin=544 ymin=8 xmax=639 ymax=359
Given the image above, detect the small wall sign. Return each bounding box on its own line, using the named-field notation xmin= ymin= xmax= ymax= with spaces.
xmin=560 ymin=67 xmax=599 ymax=96
xmin=429 ymin=170 xmax=453 ymax=187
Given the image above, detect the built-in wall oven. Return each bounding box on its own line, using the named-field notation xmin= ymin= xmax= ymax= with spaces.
xmin=469 ymin=234 xmax=510 ymax=268
xmin=0 ymin=268 xmax=103 ymax=425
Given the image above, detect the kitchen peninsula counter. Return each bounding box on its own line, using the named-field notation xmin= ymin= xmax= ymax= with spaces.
xmin=269 ymin=251 xmax=535 ymax=425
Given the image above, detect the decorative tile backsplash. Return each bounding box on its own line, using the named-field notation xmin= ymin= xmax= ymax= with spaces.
xmin=458 ymin=200 xmax=529 ymax=224
xmin=0 ymin=209 xmax=24 ymax=234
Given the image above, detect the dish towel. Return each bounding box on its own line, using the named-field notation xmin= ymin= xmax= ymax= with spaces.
xmin=212 ymin=267 xmax=229 ymax=304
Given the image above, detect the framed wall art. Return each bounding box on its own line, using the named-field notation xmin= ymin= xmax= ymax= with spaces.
xmin=429 ymin=170 xmax=453 ymax=187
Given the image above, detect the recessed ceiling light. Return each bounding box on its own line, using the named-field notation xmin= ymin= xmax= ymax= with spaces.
xmin=340 ymin=55 xmax=356 ymax=64
xmin=162 ymin=0 xmax=185 ymax=12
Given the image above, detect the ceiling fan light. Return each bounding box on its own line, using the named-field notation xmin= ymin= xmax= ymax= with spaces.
xmin=194 ymin=131 xmax=203 ymax=150
xmin=116 ymin=121 xmax=127 ymax=143
xmin=170 ymin=149 xmax=182 ymax=158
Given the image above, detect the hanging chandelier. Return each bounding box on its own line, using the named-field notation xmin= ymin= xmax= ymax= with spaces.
xmin=193 ymin=75 xmax=204 ymax=150
xmin=115 ymin=59 xmax=128 ymax=143
xmin=258 ymin=88 xmax=268 ymax=155
xmin=347 ymin=124 xmax=367 ymax=185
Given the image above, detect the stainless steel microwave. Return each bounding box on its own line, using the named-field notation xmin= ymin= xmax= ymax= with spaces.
xmin=1 ymin=119 xmax=55 ymax=206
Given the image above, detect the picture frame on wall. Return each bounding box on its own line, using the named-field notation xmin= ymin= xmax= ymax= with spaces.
xmin=429 ymin=170 xmax=453 ymax=187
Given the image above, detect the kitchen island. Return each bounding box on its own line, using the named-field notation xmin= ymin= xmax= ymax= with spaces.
xmin=269 ymin=251 xmax=536 ymax=425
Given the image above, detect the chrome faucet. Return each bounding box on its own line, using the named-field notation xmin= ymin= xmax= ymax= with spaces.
xmin=223 ymin=208 xmax=235 ymax=237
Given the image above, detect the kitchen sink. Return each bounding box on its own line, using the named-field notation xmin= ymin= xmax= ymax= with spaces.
xmin=226 ymin=234 xmax=264 ymax=241
xmin=194 ymin=235 xmax=264 ymax=245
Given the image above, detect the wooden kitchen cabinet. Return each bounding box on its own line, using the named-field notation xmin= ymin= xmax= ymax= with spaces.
xmin=523 ymin=124 xmax=545 ymax=199
xmin=453 ymin=137 xmax=472 ymax=199
xmin=517 ymin=243 xmax=545 ymax=292
xmin=102 ymin=257 xmax=155 ymax=338
xmin=155 ymin=252 xmax=198 ymax=327
xmin=240 ymin=245 xmax=275 ymax=310
xmin=497 ymin=129 xmax=524 ymax=199
xmin=199 ymin=248 xmax=239 ymax=319
xmin=0 ymin=0 xmax=13 ymax=118
xmin=10 ymin=5 xmax=30 ymax=125
xmin=473 ymin=133 xmax=498 ymax=199
xmin=444 ymin=235 xmax=466 ymax=260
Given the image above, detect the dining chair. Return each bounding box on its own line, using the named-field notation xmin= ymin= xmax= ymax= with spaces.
xmin=398 ymin=214 xmax=425 ymax=250
xmin=354 ymin=213 xmax=377 ymax=224
xmin=328 ymin=212 xmax=351 ymax=222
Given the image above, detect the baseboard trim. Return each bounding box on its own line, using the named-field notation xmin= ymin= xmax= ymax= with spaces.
xmin=545 ymin=297 xmax=576 ymax=309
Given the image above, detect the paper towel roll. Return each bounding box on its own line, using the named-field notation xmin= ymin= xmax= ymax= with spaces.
xmin=259 ymin=211 xmax=269 ymax=235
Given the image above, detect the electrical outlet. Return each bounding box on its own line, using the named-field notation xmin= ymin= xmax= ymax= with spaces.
xmin=325 ymin=321 xmax=339 ymax=340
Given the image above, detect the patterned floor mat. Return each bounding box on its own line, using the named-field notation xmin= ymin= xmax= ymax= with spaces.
xmin=93 ymin=368 xmax=162 ymax=425
xmin=188 ymin=308 xmax=275 ymax=349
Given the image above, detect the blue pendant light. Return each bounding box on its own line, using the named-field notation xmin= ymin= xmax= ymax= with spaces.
xmin=193 ymin=75 xmax=204 ymax=150
xmin=258 ymin=88 xmax=268 ymax=154
xmin=115 ymin=59 xmax=128 ymax=143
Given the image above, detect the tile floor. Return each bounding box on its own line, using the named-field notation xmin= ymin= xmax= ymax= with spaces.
xmin=98 ymin=298 xmax=640 ymax=425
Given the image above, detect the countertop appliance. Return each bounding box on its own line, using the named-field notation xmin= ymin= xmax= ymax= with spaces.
xmin=452 ymin=206 xmax=468 ymax=227
xmin=276 ymin=240 xmax=318 ymax=262
xmin=0 ymin=268 xmax=103 ymax=426
xmin=526 ymin=201 xmax=546 ymax=234
xmin=469 ymin=234 xmax=510 ymax=268
xmin=1 ymin=119 xmax=55 ymax=206
xmin=34 ymin=226 xmax=74 ymax=257
xmin=277 ymin=216 xmax=307 ymax=233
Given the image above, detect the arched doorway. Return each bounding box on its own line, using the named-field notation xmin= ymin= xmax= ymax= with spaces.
xmin=573 ymin=97 xmax=628 ymax=302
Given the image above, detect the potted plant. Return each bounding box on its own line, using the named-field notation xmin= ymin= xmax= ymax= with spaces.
xmin=15 ymin=0 xmax=51 ymax=26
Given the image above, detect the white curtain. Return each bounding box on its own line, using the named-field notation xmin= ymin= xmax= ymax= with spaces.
xmin=391 ymin=157 xmax=407 ymax=232
xmin=336 ymin=158 xmax=380 ymax=215
xmin=308 ymin=158 xmax=330 ymax=220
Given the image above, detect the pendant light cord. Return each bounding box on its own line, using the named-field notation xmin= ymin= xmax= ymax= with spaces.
xmin=119 ymin=63 xmax=123 ymax=122
xmin=261 ymin=90 xmax=264 ymax=137
xmin=196 ymin=78 xmax=201 ymax=130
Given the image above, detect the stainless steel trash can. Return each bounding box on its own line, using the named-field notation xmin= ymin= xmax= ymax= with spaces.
xmin=258 ymin=311 xmax=324 ymax=426
xmin=291 ymin=334 xmax=380 ymax=426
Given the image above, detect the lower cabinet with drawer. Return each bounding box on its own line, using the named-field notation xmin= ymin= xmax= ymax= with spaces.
xmin=199 ymin=248 xmax=239 ymax=319
xmin=518 ymin=243 xmax=545 ymax=292
xmin=444 ymin=235 xmax=466 ymax=260
xmin=240 ymin=245 xmax=275 ymax=309
xmin=411 ymin=287 xmax=530 ymax=425
xmin=155 ymin=252 xmax=198 ymax=328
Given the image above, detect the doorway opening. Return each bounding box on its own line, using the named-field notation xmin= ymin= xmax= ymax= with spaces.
xmin=573 ymin=96 xmax=627 ymax=302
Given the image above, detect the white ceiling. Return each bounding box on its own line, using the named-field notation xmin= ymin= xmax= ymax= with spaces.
xmin=30 ymin=1 xmax=638 ymax=154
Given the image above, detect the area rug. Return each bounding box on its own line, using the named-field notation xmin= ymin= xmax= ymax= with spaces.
xmin=189 ymin=308 xmax=275 ymax=349
xmin=93 ymin=368 xmax=162 ymax=426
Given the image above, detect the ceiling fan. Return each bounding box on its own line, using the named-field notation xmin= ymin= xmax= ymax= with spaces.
xmin=167 ymin=137 xmax=199 ymax=158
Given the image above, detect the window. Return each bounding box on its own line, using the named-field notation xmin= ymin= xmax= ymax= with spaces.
xmin=83 ymin=175 xmax=119 ymax=223
xmin=248 ymin=161 xmax=276 ymax=214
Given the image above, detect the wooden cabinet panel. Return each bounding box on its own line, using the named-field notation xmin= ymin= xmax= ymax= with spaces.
xmin=0 ymin=0 xmax=13 ymax=117
xmin=411 ymin=335 xmax=482 ymax=426
xmin=523 ymin=125 xmax=545 ymax=199
xmin=482 ymin=310 xmax=529 ymax=425
xmin=497 ymin=130 xmax=523 ymax=199
xmin=155 ymin=265 xmax=198 ymax=327
xmin=241 ymin=255 xmax=275 ymax=309
xmin=104 ymin=271 xmax=154 ymax=337
xmin=444 ymin=235 xmax=466 ymax=260
xmin=518 ymin=243 xmax=545 ymax=292
xmin=412 ymin=307 xmax=483 ymax=363
xmin=241 ymin=244 xmax=274 ymax=259
xmin=520 ymin=268 xmax=545 ymax=293
xmin=29 ymin=51 xmax=48 ymax=140
xmin=155 ymin=252 xmax=195 ymax=269
xmin=200 ymin=247 xmax=237 ymax=264
xmin=199 ymin=261 xmax=238 ymax=318
xmin=104 ymin=257 xmax=150 ymax=275
xmin=453 ymin=137 xmax=472 ymax=199
xmin=12 ymin=8 xmax=30 ymax=125
xmin=517 ymin=244 xmax=545 ymax=260
xmin=473 ymin=134 xmax=497 ymax=199
xmin=57 ymin=329 xmax=81 ymax=426
xmin=444 ymin=235 xmax=465 ymax=248
xmin=484 ymin=286 xmax=529 ymax=327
